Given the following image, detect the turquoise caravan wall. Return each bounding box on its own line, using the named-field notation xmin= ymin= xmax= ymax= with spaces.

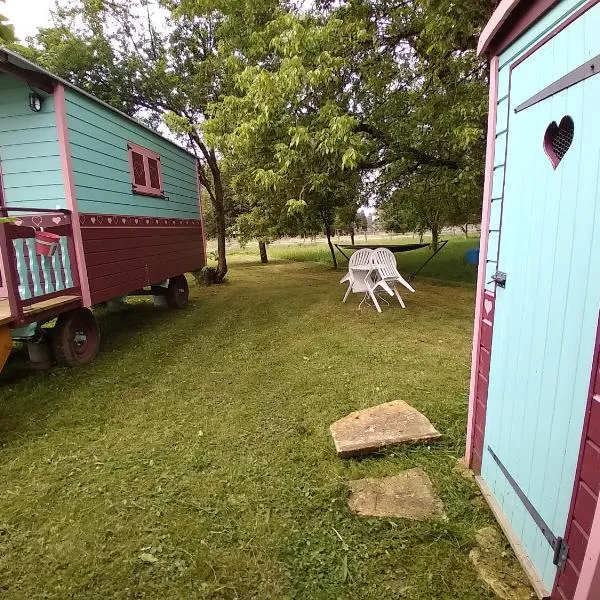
xmin=64 ymin=88 xmax=200 ymax=219
xmin=0 ymin=75 xmax=66 ymax=210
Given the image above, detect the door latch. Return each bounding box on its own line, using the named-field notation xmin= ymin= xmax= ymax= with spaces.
xmin=491 ymin=271 xmax=507 ymax=288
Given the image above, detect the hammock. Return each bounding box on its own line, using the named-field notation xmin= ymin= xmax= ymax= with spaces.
xmin=334 ymin=240 xmax=448 ymax=278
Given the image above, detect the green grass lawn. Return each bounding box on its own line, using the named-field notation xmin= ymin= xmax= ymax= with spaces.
xmin=226 ymin=235 xmax=481 ymax=284
xmin=0 ymin=258 xmax=526 ymax=599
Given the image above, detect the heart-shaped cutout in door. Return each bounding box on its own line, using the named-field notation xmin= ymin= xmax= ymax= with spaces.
xmin=544 ymin=116 xmax=574 ymax=169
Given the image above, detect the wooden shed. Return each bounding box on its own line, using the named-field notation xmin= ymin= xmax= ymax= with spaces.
xmin=466 ymin=1 xmax=600 ymax=598
xmin=0 ymin=49 xmax=206 ymax=370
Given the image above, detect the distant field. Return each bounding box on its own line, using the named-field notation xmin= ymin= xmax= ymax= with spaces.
xmin=217 ymin=235 xmax=481 ymax=284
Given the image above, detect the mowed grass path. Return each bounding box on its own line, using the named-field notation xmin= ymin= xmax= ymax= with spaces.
xmin=0 ymin=259 xmax=519 ymax=599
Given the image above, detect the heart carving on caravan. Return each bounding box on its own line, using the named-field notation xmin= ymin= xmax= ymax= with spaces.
xmin=544 ymin=116 xmax=574 ymax=169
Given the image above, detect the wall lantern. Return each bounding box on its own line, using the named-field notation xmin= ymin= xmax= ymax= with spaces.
xmin=28 ymin=92 xmax=44 ymax=112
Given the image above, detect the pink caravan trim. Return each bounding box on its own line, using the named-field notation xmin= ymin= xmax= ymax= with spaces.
xmin=575 ymin=498 xmax=600 ymax=599
xmin=465 ymin=55 xmax=499 ymax=466
xmin=54 ymin=83 xmax=92 ymax=307
xmin=478 ymin=0 xmax=524 ymax=55
xmin=195 ymin=161 xmax=207 ymax=265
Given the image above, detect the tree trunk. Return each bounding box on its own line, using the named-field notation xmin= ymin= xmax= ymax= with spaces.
xmin=431 ymin=226 xmax=440 ymax=252
xmin=323 ymin=218 xmax=337 ymax=269
xmin=209 ymin=156 xmax=228 ymax=281
xmin=461 ymin=223 xmax=469 ymax=238
xmin=350 ymin=228 xmax=355 ymax=245
xmin=258 ymin=240 xmax=268 ymax=263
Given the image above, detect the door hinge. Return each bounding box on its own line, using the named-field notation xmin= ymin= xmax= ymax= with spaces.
xmin=491 ymin=271 xmax=507 ymax=288
xmin=488 ymin=447 xmax=569 ymax=571
xmin=553 ymin=537 xmax=569 ymax=571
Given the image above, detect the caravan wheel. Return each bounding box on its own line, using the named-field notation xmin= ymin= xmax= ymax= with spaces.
xmin=166 ymin=275 xmax=189 ymax=309
xmin=52 ymin=308 xmax=100 ymax=366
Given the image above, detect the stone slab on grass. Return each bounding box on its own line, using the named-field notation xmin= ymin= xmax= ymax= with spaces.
xmin=469 ymin=527 xmax=534 ymax=600
xmin=347 ymin=468 xmax=445 ymax=521
xmin=330 ymin=400 xmax=441 ymax=457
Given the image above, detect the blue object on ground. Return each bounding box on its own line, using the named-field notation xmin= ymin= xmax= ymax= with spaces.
xmin=464 ymin=248 xmax=480 ymax=265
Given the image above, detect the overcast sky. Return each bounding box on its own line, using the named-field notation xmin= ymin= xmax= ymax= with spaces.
xmin=4 ymin=0 xmax=54 ymax=41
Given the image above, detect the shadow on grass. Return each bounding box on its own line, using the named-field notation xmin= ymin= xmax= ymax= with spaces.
xmin=0 ymin=296 xmax=218 ymax=441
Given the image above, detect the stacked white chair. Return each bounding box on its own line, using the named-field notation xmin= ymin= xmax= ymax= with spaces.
xmin=340 ymin=248 xmax=394 ymax=313
xmin=371 ymin=247 xmax=415 ymax=309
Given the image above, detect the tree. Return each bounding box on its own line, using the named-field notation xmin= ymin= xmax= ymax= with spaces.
xmin=208 ymin=0 xmax=495 ymax=258
xmin=338 ymin=0 xmax=494 ymax=249
xmin=206 ymin=13 xmax=371 ymax=268
xmin=0 ymin=0 xmax=15 ymax=43
xmin=21 ymin=0 xmax=284 ymax=281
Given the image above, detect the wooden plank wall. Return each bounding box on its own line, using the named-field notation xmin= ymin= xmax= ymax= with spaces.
xmin=80 ymin=215 xmax=205 ymax=305
xmin=470 ymin=290 xmax=495 ymax=474
xmin=478 ymin=1 xmax=600 ymax=592
xmin=64 ymin=88 xmax=200 ymax=219
xmin=0 ymin=75 xmax=66 ymax=210
xmin=553 ymin=321 xmax=600 ymax=600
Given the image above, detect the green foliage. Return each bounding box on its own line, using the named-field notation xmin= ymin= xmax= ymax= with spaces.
xmin=20 ymin=0 xmax=284 ymax=279
xmin=207 ymin=0 xmax=495 ymax=255
xmin=206 ymin=10 xmax=371 ymax=265
xmin=19 ymin=0 xmax=494 ymax=264
xmin=0 ymin=0 xmax=15 ymax=43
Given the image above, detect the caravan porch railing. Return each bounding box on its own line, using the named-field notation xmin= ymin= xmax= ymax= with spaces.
xmin=0 ymin=207 xmax=80 ymax=325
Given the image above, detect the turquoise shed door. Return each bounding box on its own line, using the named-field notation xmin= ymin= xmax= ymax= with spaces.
xmin=481 ymin=53 xmax=600 ymax=591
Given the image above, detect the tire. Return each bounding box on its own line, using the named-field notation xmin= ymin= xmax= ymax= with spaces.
xmin=52 ymin=308 xmax=101 ymax=366
xmin=165 ymin=275 xmax=189 ymax=309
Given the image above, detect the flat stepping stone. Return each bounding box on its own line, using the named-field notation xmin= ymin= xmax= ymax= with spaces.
xmin=330 ymin=400 xmax=441 ymax=457
xmin=347 ymin=468 xmax=445 ymax=520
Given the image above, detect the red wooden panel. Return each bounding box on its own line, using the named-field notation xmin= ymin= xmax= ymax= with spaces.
xmin=475 ymin=396 xmax=488 ymax=425
xmin=477 ymin=372 xmax=489 ymax=405
xmin=566 ymin=521 xmax=589 ymax=572
xmin=482 ymin=290 xmax=495 ymax=320
xmin=588 ymin=396 xmax=600 ymax=445
xmin=481 ymin=320 xmax=493 ymax=350
xmin=580 ymin=440 xmax=600 ymax=495
xmin=573 ymin=481 xmax=598 ymax=533
xmin=82 ymin=226 xmax=201 ymax=241
xmin=556 ymin=559 xmax=580 ymax=600
xmin=479 ymin=346 xmax=491 ymax=378
xmin=471 ymin=447 xmax=483 ymax=474
xmin=91 ymin=279 xmax=148 ymax=305
xmin=84 ymin=240 xmax=203 ymax=268
xmin=81 ymin=215 xmax=205 ymax=306
xmin=84 ymin=233 xmax=202 ymax=254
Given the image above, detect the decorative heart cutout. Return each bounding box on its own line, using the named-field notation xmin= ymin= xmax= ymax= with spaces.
xmin=484 ymin=299 xmax=493 ymax=315
xmin=14 ymin=219 xmax=23 ymax=226
xmin=544 ymin=116 xmax=574 ymax=169
xmin=32 ymin=215 xmax=43 ymax=228
xmin=134 ymin=218 xmax=139 ymax=224
xmin=91 ymin=217 xmax=96 ymax=224
xmin=108 ymin=217 xmax=113 ymax=224
xmin=52 ymin=216 xmax=62 ymax=225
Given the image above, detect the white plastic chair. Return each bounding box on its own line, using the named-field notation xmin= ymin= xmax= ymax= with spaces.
xmin=340 ymin=248 xmax=373 ymax=302
xmin=371 ymin=248 xmax=415 ymax=309
xmin=340 ymin=248 xmax=394 ymax=313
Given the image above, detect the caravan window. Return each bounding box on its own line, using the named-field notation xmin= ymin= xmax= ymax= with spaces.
xmin=127 ymin=142 xmax=164 ymax=198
